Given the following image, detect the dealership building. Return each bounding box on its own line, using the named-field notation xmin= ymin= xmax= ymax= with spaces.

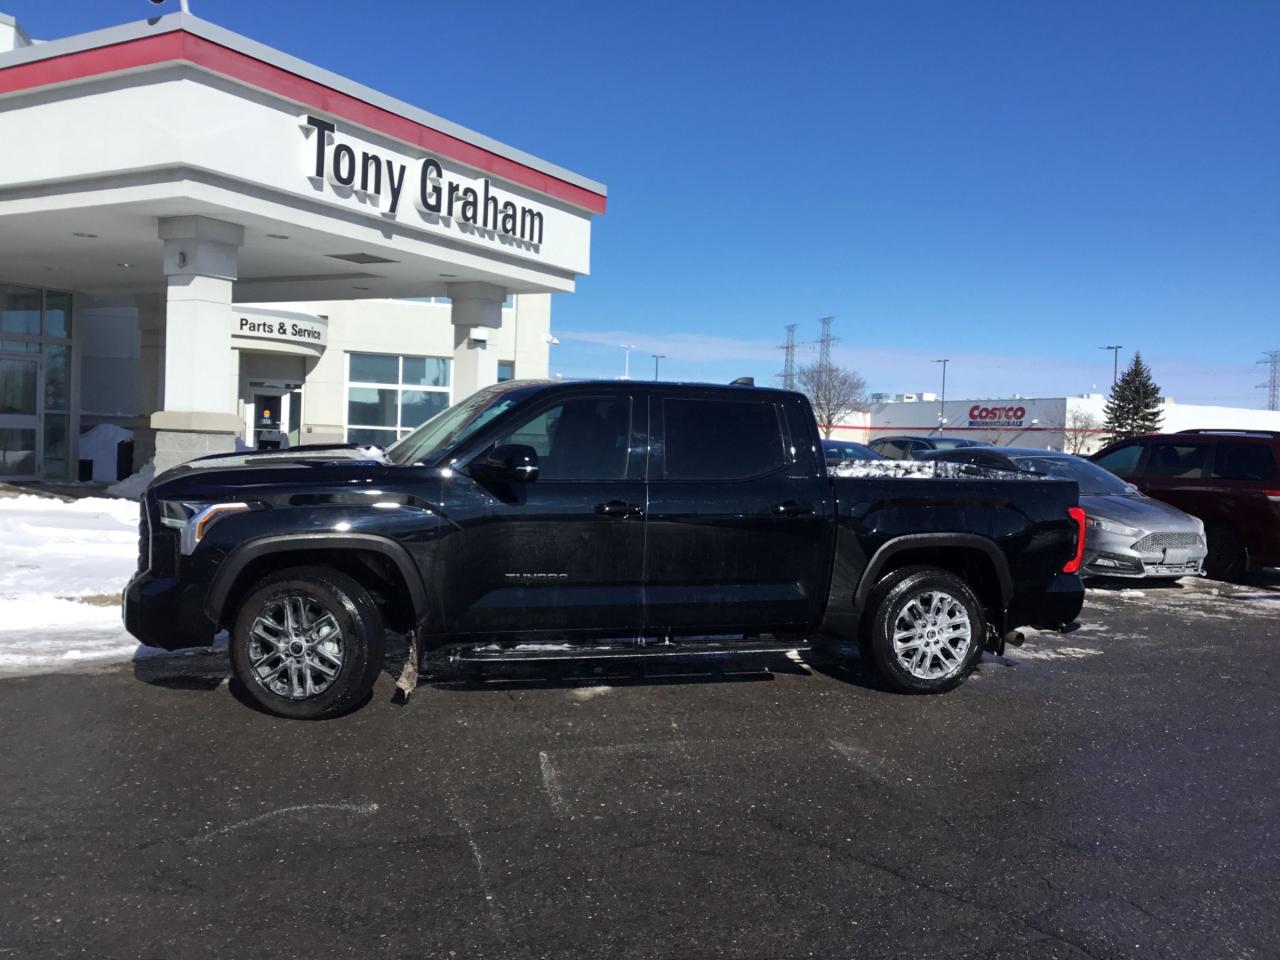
xmin=0 ymin=10 xmax=604 ymax=480
xmin=831 ymin=393 xmax=1280 ymax=453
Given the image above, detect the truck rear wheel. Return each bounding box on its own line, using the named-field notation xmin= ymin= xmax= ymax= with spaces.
xmin=230 ymin=566 xmax=385 ymax=720
xmin=861 ymin=566 xmax=985 ymax=694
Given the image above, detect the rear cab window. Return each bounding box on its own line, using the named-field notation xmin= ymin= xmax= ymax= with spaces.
xmin=661 ymin=396 xmax=788 ymax=480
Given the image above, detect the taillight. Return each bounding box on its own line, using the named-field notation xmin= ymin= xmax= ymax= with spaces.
xmin=1063 ymin=506 xmax=1087 ymax=574
xmin=1264 ymin=489 xmax=1280 ymax=505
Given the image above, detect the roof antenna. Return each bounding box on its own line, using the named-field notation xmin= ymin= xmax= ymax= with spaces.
xmin=150 ymin=0 xmax=193 ymax=13
xmin=730 ymin=376 xmax=755 ymax=386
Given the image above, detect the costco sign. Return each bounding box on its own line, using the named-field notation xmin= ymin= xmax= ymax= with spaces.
xmin=969 ymin=404 xmax=1026 ymax=428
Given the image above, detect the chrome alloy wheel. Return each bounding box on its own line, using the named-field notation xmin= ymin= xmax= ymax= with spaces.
xmin=248 ymin=595 xmax=345 ymax=700
xmin=892 ymin=590 xmax=972 ymax=681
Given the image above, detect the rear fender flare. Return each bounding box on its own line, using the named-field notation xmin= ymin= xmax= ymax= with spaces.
xmin=203 ymin=533 xmax=430 ymax=628
xmin=853 ymin=533 xmax=1013 ymax=617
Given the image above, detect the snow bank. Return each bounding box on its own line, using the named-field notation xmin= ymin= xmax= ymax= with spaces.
xmin=0 ymin=494 xmax=173 ymax=674
xmin=107 ymin=459 xmax=154 ymax=500
xmin=0 ymin=495 xmax=138 ymax=599
xmin=829 ymin=459 xmax=1040 ymax=480
xmin=78 ymin=423 xmax=133 ymax=482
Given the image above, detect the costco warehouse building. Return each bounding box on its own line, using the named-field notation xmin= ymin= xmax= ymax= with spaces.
xmin=830 ymin=394 xmax=1280 ymax=453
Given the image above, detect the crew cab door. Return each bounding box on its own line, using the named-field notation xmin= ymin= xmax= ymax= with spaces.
xmin=644 ymin=391 xmax=832 ymax=633
xmin=443 ymin=392 xmax=648 ymax=636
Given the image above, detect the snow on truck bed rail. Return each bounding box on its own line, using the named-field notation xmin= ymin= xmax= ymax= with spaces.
xmin=829 ymin=459 xmax=1043 ymax=479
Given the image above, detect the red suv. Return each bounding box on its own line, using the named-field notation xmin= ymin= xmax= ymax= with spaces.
xmin=1091 ymin=430 xmax=1280 ymax=580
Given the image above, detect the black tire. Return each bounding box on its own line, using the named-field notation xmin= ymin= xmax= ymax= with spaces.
xmin=1203 ymin=524 xmax=1247 ymax=582
xmin=230 ymin=566 xmax=385 ymax=720
xmin=859 ymin=566 xmax=986 ymax=694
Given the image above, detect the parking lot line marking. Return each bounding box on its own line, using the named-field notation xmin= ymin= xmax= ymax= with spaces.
xmin=444 ymin=792 xmax=524 ymax=956
xmin=188 ymin=801 xmax=378 ymax=844
xmin=539 ymin=750 xmax=568 ymax=816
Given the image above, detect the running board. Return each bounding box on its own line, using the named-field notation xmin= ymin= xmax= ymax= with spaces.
xmin=444 ymin=639 xmax=811 ymax=664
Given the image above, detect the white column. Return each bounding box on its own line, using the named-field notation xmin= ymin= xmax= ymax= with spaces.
xmin=150 ymin=216 xmax=245 ymax=473
xmin=448 ymin=281 xmax=505 ymax=400
xmin=130 ymin=294 xmax=165 ymax=472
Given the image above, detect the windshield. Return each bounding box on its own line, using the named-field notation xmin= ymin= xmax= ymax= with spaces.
xmin=1008 ymin=455 xmax=1133 ymax=496
xmin=386 ymin=382 xmax=542 ymax=465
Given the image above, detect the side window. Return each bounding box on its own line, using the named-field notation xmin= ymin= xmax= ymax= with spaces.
xmin=907 ymin=441 xmax=930 ymax=460
xmin=664 ymin=397 xmax=786 ymax=480
xmin=875 ymin=440 xmax=904 ymax=460
xmin=495 ymin=396 xmax=632 ymax=481
xmin=1143 ymin=442 xmax=1210 ymax=479
xmin=1212 ymin=442 xmax=1276 ymax=482
xmin=1094 ymin=442 xmax=1143 ymax=477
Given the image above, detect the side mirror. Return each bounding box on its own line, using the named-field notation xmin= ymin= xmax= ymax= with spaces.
xmin=473 ymin=443 xmax=539 ymax=483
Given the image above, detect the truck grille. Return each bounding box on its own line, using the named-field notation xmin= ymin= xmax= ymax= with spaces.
xmin=137 ymin=498 xmax=178 ymax=577
xmin=137 ymin=502 xmax=150 ymax=574
xmin=1132 ymin=532 xmax=1204 ymax=552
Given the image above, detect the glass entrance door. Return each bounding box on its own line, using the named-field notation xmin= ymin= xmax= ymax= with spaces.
xmin=244 ymin=381 xmax=302 ymax=450
xmin=0 ymin=353 xmax=41 ymax=480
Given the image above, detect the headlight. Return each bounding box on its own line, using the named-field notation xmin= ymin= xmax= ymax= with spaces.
xmin=159 ymin=500 xmax=255 ymax=554
xmin=1084 ymin=516 xmax=1142 ymax=539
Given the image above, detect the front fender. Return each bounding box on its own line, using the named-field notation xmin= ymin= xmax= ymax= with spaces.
xmin=203 ymin=533 xmax=430 ymax=627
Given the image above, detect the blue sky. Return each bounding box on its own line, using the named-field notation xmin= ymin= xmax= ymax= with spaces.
xmin=10 ymin=1 xmax=1279 ymax=405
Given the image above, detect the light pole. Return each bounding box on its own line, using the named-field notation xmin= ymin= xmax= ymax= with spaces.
xmin=931 ymin=359 xmax=949 ymax=431
xmin=651 ymin=354 xmax=666 ymax=380
xmin=619 ymin=343 xmax=637 ymax=380
xmin=1100 ymin=345 xmax=1123 ymax=385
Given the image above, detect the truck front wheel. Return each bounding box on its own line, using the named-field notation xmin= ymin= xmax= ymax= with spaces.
xmin=861 ymin=566 xmax=985 ymax=694
xmin=229 ymin=567 xmax=386 ymax=720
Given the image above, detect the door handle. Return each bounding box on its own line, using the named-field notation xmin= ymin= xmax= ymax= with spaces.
xmin=596 ymin=500 xmax=642 ymax=518
xmin=774 ymin=500 xmax=815 ymax=517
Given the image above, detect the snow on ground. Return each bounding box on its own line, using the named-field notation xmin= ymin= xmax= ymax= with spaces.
xmin=0 ymin=494 xmax=182 ymax=674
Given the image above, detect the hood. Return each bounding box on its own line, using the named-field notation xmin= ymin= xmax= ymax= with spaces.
xmin=147 ymin=444 xmax=401 ymax=502
xmin=1080 ymin=494 xmax=1202 ymax=531
xmin=157 ymin=444 xmax=387 ymax=477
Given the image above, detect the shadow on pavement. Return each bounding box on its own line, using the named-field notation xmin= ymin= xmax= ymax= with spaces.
xmin=1086 ymin=576 xmax=1190 ymax=591
xmin=130 ymin=634 xmax=872 ymax=708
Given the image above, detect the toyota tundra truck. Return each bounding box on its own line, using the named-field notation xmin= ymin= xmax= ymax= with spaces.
xmin=124 ymin=380 xmax=1086 ymax=719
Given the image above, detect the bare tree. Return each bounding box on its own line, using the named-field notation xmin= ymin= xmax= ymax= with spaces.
xmin=1063 ymin=409 xmax=1104 ymax=455
xmin=797 ymin=361 xmax=868 ymax=438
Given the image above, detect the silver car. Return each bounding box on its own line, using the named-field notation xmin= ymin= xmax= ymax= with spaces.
xmin=919 ymin=447 xmax=1207 ymax=579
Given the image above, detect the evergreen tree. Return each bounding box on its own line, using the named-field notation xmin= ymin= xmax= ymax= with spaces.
xmin=1103 ymin=352 xmax=1164 ymax=441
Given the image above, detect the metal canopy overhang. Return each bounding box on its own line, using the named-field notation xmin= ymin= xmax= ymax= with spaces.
xmin=0 ymin=176 xmax=580 ymax=301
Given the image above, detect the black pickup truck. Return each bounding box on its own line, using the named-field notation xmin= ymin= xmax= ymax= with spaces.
xmin=124 ymin=380 xmax=1086 ymax=719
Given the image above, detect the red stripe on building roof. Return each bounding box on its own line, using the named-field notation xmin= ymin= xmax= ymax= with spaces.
xmin=0 ymin=32 xmax=607 ymax=215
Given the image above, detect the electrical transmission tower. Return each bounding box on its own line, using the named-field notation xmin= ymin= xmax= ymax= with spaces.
xmin=777 ymin=323 xmax=798 ymax=390
xmin=816 ymin=316 xmax=838 ymax=369
xmin=1260 ymin=350 xmax=1280 ymax=411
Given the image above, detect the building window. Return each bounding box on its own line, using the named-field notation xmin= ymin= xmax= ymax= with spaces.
xmin=1 ymin=284 xmax=73 ymax=480
xmin=497 ymin=360 xmax=515 ymax=382
xmin=346 ymin=352 xmax=450 ymax=446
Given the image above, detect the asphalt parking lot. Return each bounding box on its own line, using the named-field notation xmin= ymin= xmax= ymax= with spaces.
xmin=1 ymin=575 xmax=1277 ymax=960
